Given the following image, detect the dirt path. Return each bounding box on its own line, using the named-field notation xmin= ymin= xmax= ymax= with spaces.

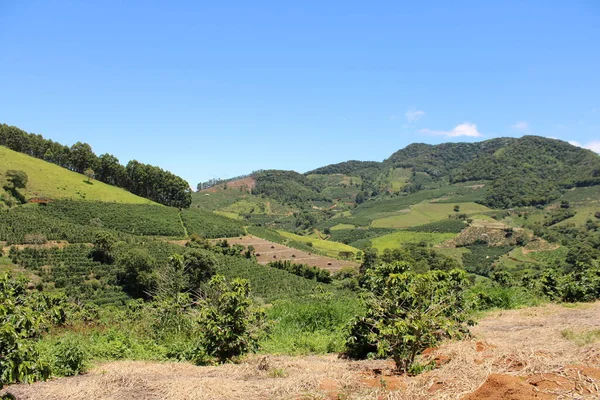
xmin=4 ymin=303 xmax=600 ymax=400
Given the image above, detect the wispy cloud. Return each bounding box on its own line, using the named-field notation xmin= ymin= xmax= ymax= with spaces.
xmin=511 ymin=121 xmax=530 ymax=133
xmin=405 ymin=109 xmax=425 ymax=123
xmin=419 ymin=122 xmax=482 ymax=138
xmin=569 ymin=140 xmax=600 ymax=154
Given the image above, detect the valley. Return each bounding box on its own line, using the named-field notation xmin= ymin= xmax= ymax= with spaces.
xmin=1 ymin=126 xmax=599 ymax=399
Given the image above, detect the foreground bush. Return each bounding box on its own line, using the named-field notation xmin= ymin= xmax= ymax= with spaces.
xmin=0 ymin=273 xmax=66 ymax=387
xmin=345 ymin=263 xmax=472 ymax=373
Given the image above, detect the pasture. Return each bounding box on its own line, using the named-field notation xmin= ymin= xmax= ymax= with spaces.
xmin=371 ymin=201 xmax=491 ymax=228
xmin=370 ymin=230 xmax=456 ymax=252
xmin=0 ymin=146 xmax=153 ymax=204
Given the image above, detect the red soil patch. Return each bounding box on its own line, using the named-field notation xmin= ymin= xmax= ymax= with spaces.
xmin=200 ymin=177 xmax=256 ymax=193
xmin=564 ymin=364 xmax=600 ymax=380
xmin=527 ymin=374 xmax=574 ymax=392
xmin=461 ymin=374 xmax=555 ymax=400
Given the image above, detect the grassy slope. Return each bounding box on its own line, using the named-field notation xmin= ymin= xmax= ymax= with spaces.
xmin=277 ymin=230 xmax=361 ymax=257
xmin=371 ymin=231 xmax=457 ymax=252
xmin=0 ymin=146 xmax=152 ymax=204
xmin=371 ymin=201 xmax=491 ymax=228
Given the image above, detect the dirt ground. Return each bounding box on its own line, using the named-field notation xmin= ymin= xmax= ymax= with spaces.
xmin=4 ymin=302 xmax=600 ymax=399
xmin=211 ymin=235 xmax=359 ymax=273
xmin=201 ymin=177 xmax=256 ymax=193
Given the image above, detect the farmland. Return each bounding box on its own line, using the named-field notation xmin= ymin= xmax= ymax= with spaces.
xmin=371 ymin=201 xmax=492 ymax=228
xmin=371 ymin=230 xmax=457 ymax=252
xmin=211 ymin=235 xmax=359 ymax=272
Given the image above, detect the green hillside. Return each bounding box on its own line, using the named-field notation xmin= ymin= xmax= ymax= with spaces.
xmin=0 ymin=145 xmax=153 ymax=204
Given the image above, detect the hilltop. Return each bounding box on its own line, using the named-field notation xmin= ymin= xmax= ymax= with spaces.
xmin=0 ymin=146 xmax=153 ymax=205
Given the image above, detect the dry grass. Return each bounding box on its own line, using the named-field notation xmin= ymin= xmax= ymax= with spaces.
xmin=4 ymin=303 xmax=600 ymax=400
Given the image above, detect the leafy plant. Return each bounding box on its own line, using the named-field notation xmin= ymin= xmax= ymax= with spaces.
xmin=195 ymin=275 xmax=269 ymax=363
xmin=345 ymin=264 xmax=472 ymax=372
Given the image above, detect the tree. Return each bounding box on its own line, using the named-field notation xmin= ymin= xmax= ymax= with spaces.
xmin=5 ymin=170 xmax=28 ymax=189
xmin=453 ymin=205 xmax=460 ymax=212
xmin=195 ymin=275 xmax=268 ymax=363
xmin=116 ymin=248 xmax=156 ymax=298
xmin=345 ymin=264 xmax=472 ymax=373
xmin=69 ymin=142 xmax=96 ymax=174
xmin=183 ymin=248 xmax=217 ymax=290
xmin=84 ymin=168 xmax=95 ymax=183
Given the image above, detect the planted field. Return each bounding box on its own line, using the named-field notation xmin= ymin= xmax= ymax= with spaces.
xmin=370 ymin=231 xmax=456 ymax=252
xmin=553 ymin=206 xmax=600 ymax=228
xmin=212 ymin=235 xmax=359 ymax=273
xmin=406 ymin=218 xmax=467 ymax=233
xmin=40 ymin=200 xmax=185 ymax=237
xmin=371 ymin=201 xmax=491 ymax=229
xmin=389 ymin=167 xmax=412 ymax=191
xmin=181 ymin=209 xmax=245 ymax=238
xmin=330 ymin=223 xmax=355 ymax=231
xmin=0 ymin=145 xmax=153 ymax=204
xmin=0 ymin=206 xmax=121 ymax=244
xmin=277 ymin=230 xmax=361 ymax=259
xmin=11 ymin=244 xmax=129 ymax=305
xmin=462 ymin=244 xmax=514 ymax=276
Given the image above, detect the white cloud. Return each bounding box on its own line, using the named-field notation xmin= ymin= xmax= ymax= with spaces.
xmin=419 ymin=122 xmax=482 ymax=138
xmin=511 ymin=121 xmax=530 ymax=133
xmin=405 ymin=109 xmax=425 ymax=123
xmin=569 ymin=140 xmax=600 ymax=154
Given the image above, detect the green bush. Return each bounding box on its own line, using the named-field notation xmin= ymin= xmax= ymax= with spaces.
xmin=52 ymin=336 xmax=88 ymax=376
xmin=0 ymin=273 xmax=66 ymax=387
xmin=194 ymin=275 xmax=269 ymax=363
xmin=345 ymin=264 xmax=472 ymax=372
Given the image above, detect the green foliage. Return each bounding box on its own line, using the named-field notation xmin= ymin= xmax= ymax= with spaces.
xmin=11 ymin=244 xmax=129 ymax=305
xmin=0 ymin=273 xmax=66 ymax=388
xmin=1 ymin=124 xmax=192 ymax=207
xmin=268 ymin=260 xmax=332 ymax=283
xmin=540 ymin=261 xmax=600 ymax=303
xmin=263 ymin=292 xmax=362 ymax=355
xmin=461 ymin=245 xmax=514 ymax=276
xmin=378 ymin=245 xmax=461 ymax=273
xmin=252 ymin=170 xmax=325 ymax=206
xmin=406 ymin=218 xmax=466 ymax=233
xmin=0 ymin=206 xmax=125 ymax=245
xmin=181 ymin=209 xmax=245 ymax=238
xmin=345 ymin=265 xmax=472 ymax=372
xmin=194 ymin=275 xmax=268 ymax=363
xmin=41 ymin=200 xmax=185 ymax=236
xmin=4 ymin=170 xmax=28 ymax=189
xmin=328 ymin=227 xmax=394 ymax=246
xmin=51 ymin=336 xmax=88 ymax=376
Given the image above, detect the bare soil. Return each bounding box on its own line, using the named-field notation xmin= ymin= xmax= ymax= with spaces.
xmin=4 ymin=302 xmax=600 ymax=400
xmin=201 ymin=177 xmax=256 ymax=193
xmin=211 ymin=235 xmax=359 ymax=273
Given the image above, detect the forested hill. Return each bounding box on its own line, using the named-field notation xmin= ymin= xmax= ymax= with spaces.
xmin=0 ymin=123 xmax=192 ymax=207
xmin=241 ymin=136 xmax=600 ymax=210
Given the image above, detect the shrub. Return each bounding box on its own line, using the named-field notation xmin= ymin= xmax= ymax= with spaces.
xmin=0 ymin=273 xmax=66 ymax=387
xmin=345 ymin=264 xmax=472 ymax=372
xmin=194 ymin=275 xmax=269 ymax=363
xmin=52 ymin=336 xmax=88 ymax=376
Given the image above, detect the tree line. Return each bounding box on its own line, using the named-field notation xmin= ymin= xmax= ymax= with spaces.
xmin=0 ymin=124 xmax=192 ymax=208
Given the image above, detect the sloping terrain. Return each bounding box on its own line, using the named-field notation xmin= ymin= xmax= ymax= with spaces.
xmin=0 ymin=146 xmax=152 ymax=204
xmin=6 ymin=302 xmax=599 ymax=400
xmin=211 ymin=235 xmax=359 ymax=272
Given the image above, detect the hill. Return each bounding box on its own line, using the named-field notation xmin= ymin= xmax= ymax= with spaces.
xmin=0 ymin=146 xmax=153 ymax=205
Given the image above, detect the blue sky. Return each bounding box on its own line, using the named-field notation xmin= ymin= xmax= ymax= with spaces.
xmin=1 ymin=1 xmax=599 ymax=187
